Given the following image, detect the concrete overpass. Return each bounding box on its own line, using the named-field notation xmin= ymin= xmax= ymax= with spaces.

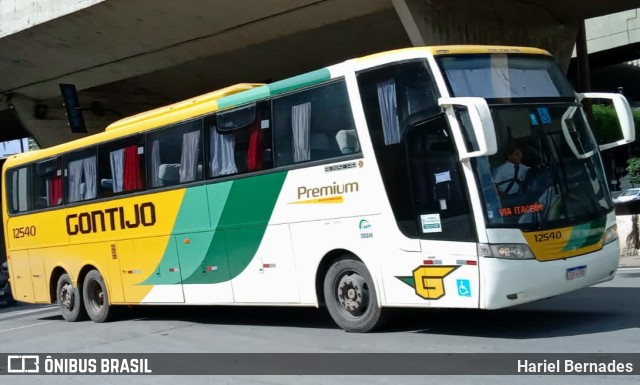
xmin=2 ymin=0 xmax=640 ymax=148
xmin=565 ymin=9 xmax=640 ymax=102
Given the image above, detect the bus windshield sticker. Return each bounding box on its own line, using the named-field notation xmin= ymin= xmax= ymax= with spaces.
xmin=537 ymin=107 xmax=552 ymax=124
xmin=529 ymin=113 xmax=539 ymax=126
xmin=420 ymin=213 xmax=442 ymax=233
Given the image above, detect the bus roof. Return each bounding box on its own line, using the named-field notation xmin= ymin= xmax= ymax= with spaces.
xmin=104 ymin=83 xmax=263 ymax=132
xmin=356 ymin=45 xmax=552 ymax=63
xmin=3 ymin=45 xmax=552 ymax=169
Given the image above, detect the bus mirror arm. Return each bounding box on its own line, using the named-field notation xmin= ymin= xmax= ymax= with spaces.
xmin=438 ymin=97 xmax=498 ymax=159
xmin=579 ymin=92 xmax=635 ymax=151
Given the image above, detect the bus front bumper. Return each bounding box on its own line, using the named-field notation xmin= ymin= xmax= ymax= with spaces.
xmin=480 ymin=239 xmax=619 ymax=309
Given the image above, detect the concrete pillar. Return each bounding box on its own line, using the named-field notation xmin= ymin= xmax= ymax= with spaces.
xmin=392 ymin=0 xmax=579 ymax=69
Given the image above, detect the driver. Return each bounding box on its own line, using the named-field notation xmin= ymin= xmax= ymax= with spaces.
xmin=493 ymin=144 xmax=529 ymax=197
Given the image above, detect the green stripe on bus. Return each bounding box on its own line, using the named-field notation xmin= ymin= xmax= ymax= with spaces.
xmin=562 ymin=218 xmax=606 ymax=252
xmin=268 ymin=68 xmax=331 ymax=96
xmin=142 ymin=172 xmax=287 ymax=286
xmin=204 ymin=69 xmax=330 ymax=110
xmin=216 ymin=85 xmax=271 ymax=110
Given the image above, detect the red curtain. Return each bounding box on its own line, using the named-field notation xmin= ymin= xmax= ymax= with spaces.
xmin=247 ymin=121 xmax=262 ymax=171
xmin=123 ymin=145 xmax=142 ymax=191
xmin=48 ymin=175 xmax=62 ymax=206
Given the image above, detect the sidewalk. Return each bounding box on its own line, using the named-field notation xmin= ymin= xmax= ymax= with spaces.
xmin=617 ymin=215 xmax=640 ymax=268
xmin=619 ymin=253 xmax=640 ymax=268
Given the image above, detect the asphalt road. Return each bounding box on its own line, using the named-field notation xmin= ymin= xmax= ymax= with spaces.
xmin=0 ymin=269 xmax=639 ymax=385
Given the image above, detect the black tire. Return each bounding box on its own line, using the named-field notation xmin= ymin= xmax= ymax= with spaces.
xmin=56 ymin=273 xmax=87 ymax=322
xmin=83 ymin=270 xmax=113 ymax=323
xmin=323 ymin=258 xmax=385 ymax=332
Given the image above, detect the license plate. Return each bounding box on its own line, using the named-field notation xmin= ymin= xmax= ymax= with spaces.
xmin=0 ymin=290 xmax=4 ymax=296
xmin=566 ymin=265 xmax=587 ymax=280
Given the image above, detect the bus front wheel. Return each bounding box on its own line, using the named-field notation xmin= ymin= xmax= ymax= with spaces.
xmin=83 ymin=270 xmax=113 ymax=323
xmin=323 ymin=258 xmax=385 ymax=332
xmin=56 ymin=273 xmax=87 ymax=322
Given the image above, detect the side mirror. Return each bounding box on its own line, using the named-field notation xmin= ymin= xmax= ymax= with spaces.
xmin=438 ymin=97 xmax=498 ymax=159
xmin=579 ymin=92 xmax=635 ymax=151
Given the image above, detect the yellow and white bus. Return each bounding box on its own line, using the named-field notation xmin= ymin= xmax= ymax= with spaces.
xmin=3 ymin=46 xmax=634 ymax=332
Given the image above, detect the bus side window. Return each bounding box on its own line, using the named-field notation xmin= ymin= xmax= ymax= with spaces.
xmin=8 ymin=166 xmax=31 ymax=213
xmin=147 ymin=120 xmax=202 ymax=188
xmin=65 ymin=147 xmax=97 ymax=204
xmin=205 ymin=105 xmax=270 ymax=179
xmin=33 ymin=157 xmax=62 ymax=209
xmin=98 ymin=135 xmax=146 ymax=197
xmin=273 ymin=80 xmax=358 ymax=168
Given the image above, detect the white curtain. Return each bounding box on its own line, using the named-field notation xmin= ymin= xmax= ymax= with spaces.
xmin=445 ymin=68 xmax=560 ymax=98
xmin=210 ymin=127 xmax=237 ymax=177
xmin=83 ymin=156 xmax=97 ymax=199
xmin=67 ymin=159 xmax=84 ymax=202
xmin=377 ymin=80 xmax=400 ymax=145
xmin=150 ymin=140 xmax=161 ymax=187
xmin=180 ymin=131 xmax=200 ymax=183
xmin=292 ymin=102 xmax=311 ymax=162
xmin=110 ymin=149 xmax=124 ymax=193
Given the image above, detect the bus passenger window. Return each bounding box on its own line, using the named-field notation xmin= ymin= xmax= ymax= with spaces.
xmin=33 ymin=157 xmax=62 ymax=209
xmin=8 ymin=167 xmax=31 ymax=213
xmin=147 ymin=120 xmax=203 ymax=188
xmin=205 ymin=101 xmax=272 ymax=179
xmin=65 ymin=148 xmax=97 ymax=203
xmin=98 ymin=136 xmax=145 ymax=197
xmin=273 ymin=80 xmax=358 ymax=167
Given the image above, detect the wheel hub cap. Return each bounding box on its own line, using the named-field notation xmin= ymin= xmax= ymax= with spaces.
xmin=337 ymin=272 xmax=369 ymax=317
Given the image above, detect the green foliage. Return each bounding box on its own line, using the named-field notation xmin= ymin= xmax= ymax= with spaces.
xmin=627 ymin=157 xmax=640 ymax=184
xmin=590 ymin=104 xmax=640 ymax=144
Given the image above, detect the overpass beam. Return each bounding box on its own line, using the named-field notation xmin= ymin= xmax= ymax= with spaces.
xmin=392 ymin=0 xmax=579 ymax=69
xmin=7 ymin=93 xmax=85 ymax=148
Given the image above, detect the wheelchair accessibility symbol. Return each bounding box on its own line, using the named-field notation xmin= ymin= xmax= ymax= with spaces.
xmin=457 ymin=279 xmax=471 ymax=297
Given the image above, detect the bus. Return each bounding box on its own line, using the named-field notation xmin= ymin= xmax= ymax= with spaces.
xmin=3 ymin=46 xmax=634 ymax=332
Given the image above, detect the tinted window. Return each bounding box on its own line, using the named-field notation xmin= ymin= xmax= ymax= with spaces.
xmin=98 ymin=135 xmax=145 ymax=197
xmin=273 ymin=80 xmax=359 ymax=167
xmin=8 ymin=166 xmax=30 ymax=213
xmin=147 ymin=120 xmax=202 ymax=188
xmin=33 ymin=157 xmax=62 ymax=209
xmin=65 ymin=147 xmax=97 ymax=203
xmin=205 ymin=101 xmax=273 ymax=178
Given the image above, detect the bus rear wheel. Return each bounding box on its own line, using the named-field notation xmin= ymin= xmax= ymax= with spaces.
xmin=83 ymin=270 xmax=113 ymax=323
xmin=56 ymin=273 xmax=86 ymax=322
xmin=323 ymin=258 xmax=385 ymax=332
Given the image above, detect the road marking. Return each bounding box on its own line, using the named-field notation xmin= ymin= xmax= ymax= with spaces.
xmin=0 ymin=305 xmax=57 ymax=321
xmin=0 ymin=321 xmax=54 ymax=334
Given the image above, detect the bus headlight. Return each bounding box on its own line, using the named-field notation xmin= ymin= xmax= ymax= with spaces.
xmin=478 ymin=243 xmax=534 ymax=260
xmin=604 ymin=224 xmax=618 ymax=245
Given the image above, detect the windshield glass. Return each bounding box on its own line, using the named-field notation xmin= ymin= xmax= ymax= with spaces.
xmin=620 ymin=189 xmax=640 ymax=197
xmin=437 ymin=54 xmax=575 ymax=100
xmin=472 ymin=104 xmax=613 ymax=229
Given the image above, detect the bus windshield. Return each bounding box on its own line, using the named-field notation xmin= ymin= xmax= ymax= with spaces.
xmin=472 ymin=103 xmax=612 ymax=230
xmin=437 ymin=53 xmax=613 ymax=230
xmin=437 ymin=54 xmax=575 ymax=100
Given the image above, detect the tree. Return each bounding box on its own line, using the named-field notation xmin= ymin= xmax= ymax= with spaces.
xmin=591 ymin=104 xmax=640 ymax=144
xmin=628 ymin=157 xmax=640 ymax=184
